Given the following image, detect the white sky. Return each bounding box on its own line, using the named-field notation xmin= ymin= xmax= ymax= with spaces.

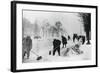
xmin=23 ymin=10 xmax=84 ymax=35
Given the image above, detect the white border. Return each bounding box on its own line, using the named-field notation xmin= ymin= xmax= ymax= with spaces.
xmin=16 ymin=3 xmax=96 ymax=70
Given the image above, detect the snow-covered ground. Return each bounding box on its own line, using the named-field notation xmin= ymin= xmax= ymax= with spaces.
xmin=23 ymin=38 xmax=91 ymax=63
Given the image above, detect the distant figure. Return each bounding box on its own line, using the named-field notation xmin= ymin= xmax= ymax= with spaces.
xmin=73 ymin=34 xmax=78 ymax=42
xmin=68 ymin=35 xmax=71 ymax=40
xmin=78 ymin=35 xmax=85 ymax=44
xmin=53 ymin=39 xmax=61 ymax=56
xmin=22 ymin=36 xmax=32 ymax=59
xmin=62 ymin=35 xmax=67 ymax=48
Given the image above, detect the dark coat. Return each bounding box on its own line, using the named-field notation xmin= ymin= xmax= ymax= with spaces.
xmin=22 ymin=36 xmax=32 ymax=59
xmin=62 ymin=36 xmax=67 ymax=44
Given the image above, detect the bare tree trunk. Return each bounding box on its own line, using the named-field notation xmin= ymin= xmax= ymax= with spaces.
xmin=86 ymin=31 xmax=90 ymax=44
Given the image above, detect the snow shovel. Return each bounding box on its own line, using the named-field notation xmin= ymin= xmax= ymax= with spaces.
xmin=31 ymin=50 xmax=42 ymax=61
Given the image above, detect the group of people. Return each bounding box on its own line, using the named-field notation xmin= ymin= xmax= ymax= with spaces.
xmin=22 ymin=34 xmax=85 ymax=60
xmin=51 ymin=34 xmax=85 ymax=56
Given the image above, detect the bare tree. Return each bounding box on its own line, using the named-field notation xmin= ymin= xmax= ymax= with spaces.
xmin=33 ymin=20 xmax=40 ymax=38
xmin=78 ymin=13 xmax=91 ymax=44
xmin=22 ymin=18 xmax=33 ymax=37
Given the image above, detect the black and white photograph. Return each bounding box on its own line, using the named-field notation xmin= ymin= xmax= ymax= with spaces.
xmin=22 ymin=10 xmax=92 ymax=63
xmin=11 ymin=1 xmax=97 ymax=72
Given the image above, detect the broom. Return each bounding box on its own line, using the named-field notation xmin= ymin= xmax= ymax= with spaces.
xmin=31 ymin=50 xmax=42 ymax=60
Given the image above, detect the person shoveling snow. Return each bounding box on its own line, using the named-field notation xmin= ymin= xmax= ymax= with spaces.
xmin=62 ymin=41 xmax=83 ymax=56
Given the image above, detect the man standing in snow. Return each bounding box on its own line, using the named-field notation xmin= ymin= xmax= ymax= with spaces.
xmin=61 ymin=35 xmax=67 ymax=48
xmin=53 ymin=39 xmax=61 ymax=56
xmin=22 ymin=36 xmax=32 ymax=60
